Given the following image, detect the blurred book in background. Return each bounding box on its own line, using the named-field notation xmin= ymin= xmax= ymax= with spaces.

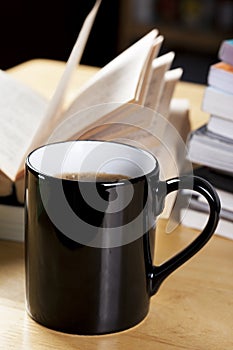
xmin=207 ymin=61 xmax=233 ymax=94
xmin=181 ymin=37 xmax=233 ymax=239
xmin=218 ymin=39 xmax=233 ymax=64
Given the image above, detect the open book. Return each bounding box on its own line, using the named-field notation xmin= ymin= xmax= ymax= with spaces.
xmin=0 ymin=0 xmax=186 ymax=204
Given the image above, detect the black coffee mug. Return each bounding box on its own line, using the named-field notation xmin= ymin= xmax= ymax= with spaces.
xmin=25 ymin=140 xmax=220 ymax=335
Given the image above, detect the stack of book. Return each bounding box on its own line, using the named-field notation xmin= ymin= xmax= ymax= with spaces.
xmin=181 ymin=39 xmax=233 ymax=239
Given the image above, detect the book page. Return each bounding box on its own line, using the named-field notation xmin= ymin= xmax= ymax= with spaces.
xmin=136 ymin=68 xmax=184 ymax=172
xmin=156 ymin=99 xmax=190 ymax=220
xmin=58 ymin=30 xmax=158 ymax=125
xmin=0 ymin=70 xmax=47 ymax=180
xmin=29 ymin=0 xmax=102 ymax=152
xmin=157 ymin=68 xmax=183 ymax=118
xmin=29 ymin=29 xmax=158 ymax=146
xmin=136 ymin=35 xmax=164 ymax=105
xmin=144 ymin=52 xmax=175 ymax=110
xmin=45 ymin=102 xmax=157 ymax=144
xmin=148 ymin=68 xmax=183 ymax=144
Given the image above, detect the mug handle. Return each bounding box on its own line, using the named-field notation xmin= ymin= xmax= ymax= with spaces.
xmin=148 ymin=175 xmax=221 ymax=296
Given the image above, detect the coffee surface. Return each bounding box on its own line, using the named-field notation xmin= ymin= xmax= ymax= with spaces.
xmin=58 ymin=172 xmax=130 ymax=182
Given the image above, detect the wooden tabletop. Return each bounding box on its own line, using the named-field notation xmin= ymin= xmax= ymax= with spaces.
xmin=1 ymin=60 xmax=233 ymax=349
xmin=1 ymin=220 xmax=233 ymax=349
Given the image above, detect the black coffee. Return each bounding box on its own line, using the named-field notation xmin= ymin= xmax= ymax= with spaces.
xmin=59 ymin=172 xmax=130 ymax=182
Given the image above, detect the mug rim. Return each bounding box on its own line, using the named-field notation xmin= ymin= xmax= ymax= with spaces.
xmin=26 ymin=140 xmax=160 ymax=185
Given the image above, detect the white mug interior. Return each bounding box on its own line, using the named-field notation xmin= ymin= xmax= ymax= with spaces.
xmin=27 ymin=140 xmax=157 ymax=180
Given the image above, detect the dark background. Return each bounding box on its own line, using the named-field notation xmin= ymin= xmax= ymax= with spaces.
xmin=0 ymin=0 xmax=119 ymax=69
xmin=1 ymin=0 xmax=233 ymax=84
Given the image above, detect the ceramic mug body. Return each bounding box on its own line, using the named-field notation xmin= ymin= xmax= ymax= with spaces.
xmin=25 ymin=140 xmax=220 ymax=334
